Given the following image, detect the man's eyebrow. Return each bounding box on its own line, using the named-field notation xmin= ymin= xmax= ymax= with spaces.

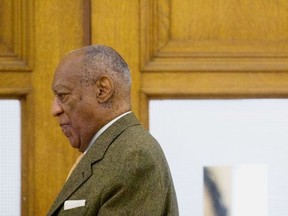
xmin=52 ymin=85 xmax=71 ymax=93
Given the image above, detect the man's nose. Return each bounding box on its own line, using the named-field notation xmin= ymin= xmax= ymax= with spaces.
xmin=51 ymin=97 xmax=63 ymax=117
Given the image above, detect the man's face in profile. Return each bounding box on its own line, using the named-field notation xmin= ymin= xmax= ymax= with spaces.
xmin=51 ymin=54 xmax=99 ymax=151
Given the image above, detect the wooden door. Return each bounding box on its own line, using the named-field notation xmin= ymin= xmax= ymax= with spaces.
xmin=1 ymin=0 xmax=288 ymax=215
xmin=91 ymin=0 xmax=288 ymax=127
xmin=1 ymin=0 xmax=91 ymax=215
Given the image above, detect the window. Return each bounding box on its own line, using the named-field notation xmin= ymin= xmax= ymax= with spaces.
xmin=150 ymin=99 xmax=288 ymax=216
xmin=0 ymin=100 xmax=21 ymax=216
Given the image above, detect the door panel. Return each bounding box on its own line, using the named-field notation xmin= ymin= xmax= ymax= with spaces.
xmin=32 ymin=1 xmax=88 ymax=215
xmin=2 ymin=0 xmax=288 ymax=215
xmin=91 ymin=0 xmax=288 ymax=128
xmin=91 ymin=0 xmax=141 ymax=114
xmin=1 ymin=0 xmax=89 ymax=215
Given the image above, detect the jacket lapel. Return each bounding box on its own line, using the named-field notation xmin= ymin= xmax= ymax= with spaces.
xmin=47 ymin=113 xmax=140 ymax=215
xmin=47 ymin=157 xmax=92 ymax=216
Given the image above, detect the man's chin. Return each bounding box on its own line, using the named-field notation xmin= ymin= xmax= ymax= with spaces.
xmin=68 ymin=138 xmax=81 ymax=150
xmin=67 ymin=137 xmax=87 ymax=153
xmin=78 ymin=144 xmax=88 ymax=153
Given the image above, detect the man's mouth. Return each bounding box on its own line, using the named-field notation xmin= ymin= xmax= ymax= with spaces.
xmin=59 ymin=124 xmax=71 ymax=136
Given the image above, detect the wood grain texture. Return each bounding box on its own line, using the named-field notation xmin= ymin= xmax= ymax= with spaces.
xmin=171 ymin=0 xmax=288 ymax=40
xmin=141 ymin=0 xmax=288 ymax=71
xmin=91 ymin=0 xmax=141 ymax=117
xmin=0 ymin=0 xmax=90 ymax=215
xmin=32 ymin=1 xmax=86 ymax=215
xmin=0 ymin=0 xmax=33 ymax=71
xmin=0 ymin=0 xmax=33 ymax=215
xmin=2 ymin=0 xmax=288 ymax=215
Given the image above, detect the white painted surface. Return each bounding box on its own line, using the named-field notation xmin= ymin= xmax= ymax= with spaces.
xmin=0 ymin=100 xmax=21 ymax=216
xmin=150 ymin=99 xmax=288 ymax=216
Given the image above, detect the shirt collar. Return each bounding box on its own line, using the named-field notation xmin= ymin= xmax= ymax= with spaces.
xmin=84 ymin=111 xmax=132 ymax=154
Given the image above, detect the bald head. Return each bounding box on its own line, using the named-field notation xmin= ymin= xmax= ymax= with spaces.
xmin=71 ymin=45 xmax=131 ymax=87
xmin=55 ymin=45 xmax=132 ymax=107
xmin=68 ymin=45 xmax=131 ymax=94
xmin=51 ymin=45 xmax=132 ymax=151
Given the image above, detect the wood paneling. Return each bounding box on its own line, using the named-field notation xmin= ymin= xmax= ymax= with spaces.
xmin=91 ymin=0 xmax=141 ymax=116
xmin=0 ymin=0 xmax=89 ymax=215
xmin=0 ymin=0 xmax=33 ymax=71
xmin=0 ymin=0 xmax=33 ymax=215
xmin=32 ymin=1 xmax=88 ymax=215
xmin=2 ymin=0 xmax=288 ymax=215
xmin=142 ymin=72 xmax=288 ymax=97
xmin=141 ymin=0 xmax=288 ymax=72
xmin=0 ymin=73 xmax=30 ymax=96
xmin=138 ymin=0 xmax=288 ymax=127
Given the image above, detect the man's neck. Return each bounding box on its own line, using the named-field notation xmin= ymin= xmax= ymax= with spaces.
xmin=83 ymin=111 xmax=132 ymax=154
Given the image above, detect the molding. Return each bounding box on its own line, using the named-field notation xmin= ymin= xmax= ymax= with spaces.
xmin=82 ymin=0 xmax=91 ymax=46
xmin=140 ymin=87 xmax=288 ymax=130
xmin=0 ymin=88 xmax=31 ymax=97
xmin=0 ymin=0 xmax=33 ymax=71
xmin=140 ymin=0 xmax=288 ymax=72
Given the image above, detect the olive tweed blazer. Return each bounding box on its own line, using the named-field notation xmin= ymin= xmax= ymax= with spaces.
xmin=47 ymin=113 xmax=179 ymax=216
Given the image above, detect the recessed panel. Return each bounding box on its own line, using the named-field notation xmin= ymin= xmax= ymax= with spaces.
xmin=0 ymin=0 xmax=14 ymax=55
xmin=140 ymin=0 xmax=288 ymax=71
xmin=0 ymin=0 xmax=32 ymax=71
xmin=171 ymin=0 xmax=288 ymax=41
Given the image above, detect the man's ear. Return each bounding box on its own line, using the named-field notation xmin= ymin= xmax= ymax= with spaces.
xmin=95 ymin=75 xmax=115 ymax=103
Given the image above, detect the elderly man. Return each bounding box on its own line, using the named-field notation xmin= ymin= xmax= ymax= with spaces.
xmin=47 ymin=45 xmax=178 ymax=215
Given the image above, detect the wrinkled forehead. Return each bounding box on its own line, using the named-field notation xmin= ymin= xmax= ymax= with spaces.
xmin=57 ymin=51 xmax=85 ymax=75
xmin=52 ymin=52 xmax=85 ymax=90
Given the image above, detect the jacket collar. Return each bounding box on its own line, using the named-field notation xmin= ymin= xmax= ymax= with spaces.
xmin=47 ymin=113 xmax=140 ymax=215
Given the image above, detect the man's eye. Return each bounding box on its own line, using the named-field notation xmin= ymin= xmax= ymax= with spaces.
xmin=57 ymin=93 xmax=68 ymax=101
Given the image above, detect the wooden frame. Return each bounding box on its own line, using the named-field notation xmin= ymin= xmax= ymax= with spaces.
xmin=139 ymin=0 xmax=288 ymax=129
xmin=140 ymin=0 xmax=288 ymax=72
xmin=140 ymin=71 xmax=288 ymax=129
xmin=0 ymin=0 xmax=34 ymax=215
xmin=0 ymin=0 xmax=33 ymax=71
xmin=0 ymin=89 xmax=34 ymax=216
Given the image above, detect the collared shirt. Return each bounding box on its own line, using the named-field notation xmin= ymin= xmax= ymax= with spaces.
xmin=84 ymin=111 xmax=132 ymax=154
